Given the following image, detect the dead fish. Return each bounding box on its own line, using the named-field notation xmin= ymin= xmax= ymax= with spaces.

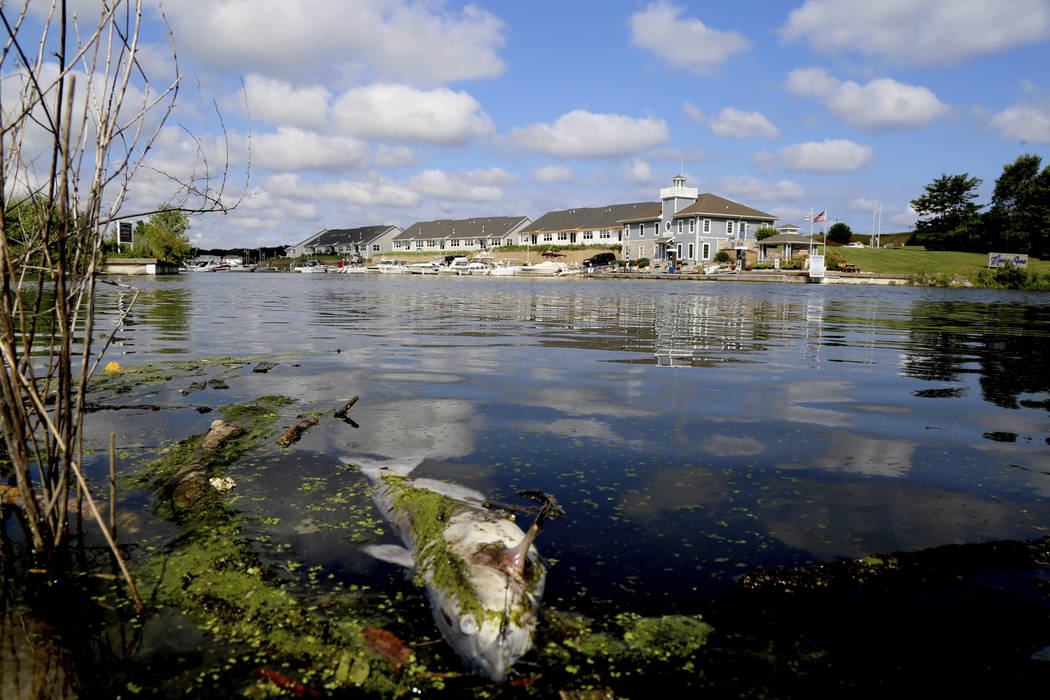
xmin=352 ymin=458 xmax=561 ymax=681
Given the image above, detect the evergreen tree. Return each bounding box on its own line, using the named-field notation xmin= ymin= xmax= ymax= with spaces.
xmin=910 ymin=173 xmax=983 ymax=251
xmin=827 ymin=222 xmax=852 ymax=244
xmin=986 ymin=154 xmax=1050 ymax=258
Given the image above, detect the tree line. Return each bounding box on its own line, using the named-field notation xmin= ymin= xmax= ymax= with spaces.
xmin=909 ymin=154 xmax=1050 ymax=258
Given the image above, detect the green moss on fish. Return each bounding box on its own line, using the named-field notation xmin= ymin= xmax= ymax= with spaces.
xmin=381 ymin=474 xmax=539 ymax=629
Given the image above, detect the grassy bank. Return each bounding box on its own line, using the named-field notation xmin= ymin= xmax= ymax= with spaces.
xmin=836 ymin=248 xmax=1050 ymax=288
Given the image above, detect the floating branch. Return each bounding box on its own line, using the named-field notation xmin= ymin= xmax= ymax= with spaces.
xmin=334 ymin=395 xmax=359 ymax=419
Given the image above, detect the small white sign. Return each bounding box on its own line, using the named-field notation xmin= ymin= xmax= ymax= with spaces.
xmin=988 ymin=252 xmax=1028 ymax=269
xmin=809 ymin=254 xmax=825 ymax=278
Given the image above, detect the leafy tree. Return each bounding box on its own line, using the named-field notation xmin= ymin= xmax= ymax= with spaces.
xmin=910 ymin=173 xmax=983 ymax=251
xmin=827 ymin=222 xmax=852 ymax=245
xmin=755 ymin=226 xmax=777 ymax=240
xmin=985 ymin=154 xmax=1050 ymax=258
xmin=130 ymin=207 xmax=192 ymax=262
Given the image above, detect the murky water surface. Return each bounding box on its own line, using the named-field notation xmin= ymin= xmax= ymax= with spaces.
xmin=85 ymin=273 xmax=1050 ymax=616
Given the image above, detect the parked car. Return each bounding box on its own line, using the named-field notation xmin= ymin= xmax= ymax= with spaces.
xmin=583 ymin=252 xmax=617 ymax=268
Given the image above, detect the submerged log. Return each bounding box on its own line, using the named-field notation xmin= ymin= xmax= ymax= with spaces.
xmin=278 ymin=417 xmax=319 ymax=447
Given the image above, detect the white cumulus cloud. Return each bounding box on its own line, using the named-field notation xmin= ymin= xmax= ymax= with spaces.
xmin=332 ymin=84 xmax=493 ymax=145
xmin=718 ymin=176 xmax=805 ymax=202
xmin=709 ymin=107 xmax=781 ymax=139
xmin=533 ymin=165 xmax=575 ymax=183
xmin=630 ymin=2 xmax=752 ymax=73
xmin=242 ymin=75 xmax=332 ymax=130
xmin=161 ymin=0 xmax=506 ymax=85
xmin=252 ymin=127 xmax=369 ymax=171
xmin=785 ymin=68 xmax=948 ymax=130
xmin=989 ymin=104 xmax=1050 ymax=143
xmin=780 ymin=0 xmax=1050 ymax=66
xmin=764 ymin=139 xmax=874 ymax=174
xmin=407 ymin=169 xmax=503 ymax=202
xmin=621 ymin=158 xmax=653 ymax=184
xmin=265 ymin=172 xmax=420 ymax=207
xmin=510 ymin=110 xmax=670 ymax=158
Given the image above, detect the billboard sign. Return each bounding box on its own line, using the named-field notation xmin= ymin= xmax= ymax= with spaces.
xmin=118 ymin=222 xmax=133 ymax=244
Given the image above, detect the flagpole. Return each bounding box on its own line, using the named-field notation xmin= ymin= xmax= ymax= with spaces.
xmin=823 ymin=211 xmax=828 ymax=254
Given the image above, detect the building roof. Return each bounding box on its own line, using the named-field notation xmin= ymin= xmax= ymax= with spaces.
xmin=757 ymin=233 xmax=816 ymax=245
xmin=617 ymin=203 xmax=663 ymax=224
xmin=394 ymin=216 xmax=530 ymax=241
xmin=308 ymin=225 xmax=398 ymax=247
xmin=673 ymin=193 xmax=776 ymax=220
xmin=522 ymin=202 xmax=659 ymax=233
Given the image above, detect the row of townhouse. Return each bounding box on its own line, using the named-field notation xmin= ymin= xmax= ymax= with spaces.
xmin=285 ymin=176 xmax=783 ymax=264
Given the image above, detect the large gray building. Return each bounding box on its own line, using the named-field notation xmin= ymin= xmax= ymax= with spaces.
xmin=619 ymin=176 xmax=777 ymax=263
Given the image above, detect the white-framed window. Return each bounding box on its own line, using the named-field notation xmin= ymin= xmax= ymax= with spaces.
xmin=676 ymin=243 xmax=682 ymax=258
xmin=543 ymin=233 xmax=553 ymax=242
xmin=689 ymin=218 xmax=695 ymax=233
xmin=677 ymin=219 xmax=683 ymax=234
xmin=665 ymin=220 xmax=671 ymax=231
xmin=740 ymin=222 xmax=747 ymax=237
xmin=703 ymin=219 xmax=711 ymax=233
xmin=702 ymin=242 xmax=710 ymax=259
xmin=415 ymin=242 xmax=423 ymax=250
xmin=639 ymin=223 xmax=646 ymax=237
xmin=372 ymin=244 xmax=380 ymax=252
xmin=727 ymin=220 xmax=734 ymax=235
xmin=600 ymin=230 xmax=611 ymax=239
xmin=582 ymin=231 xmax=593 ymax=240
xmin=688 ymin=243 xmax=694 ymax=259
xmin=426 ymin=240 xmax=436 ymax=247
xmin=557 ymin=232 xmax=568 ymax=241
xmin=450 ymin=239 xmax=460 ymax=247
xmin=519 ymin=235 xmax=529 ymax=245
xmin=622 ymin=224 xmax=629 ymax=237
xmin=466 ymin=239 xmax=476 ymax=246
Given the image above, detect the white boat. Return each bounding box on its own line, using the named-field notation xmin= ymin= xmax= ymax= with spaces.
xmin=407 ymin=259 xmax=442 ymax=274
xmin=489 ymin=260 xmax=523 ymax=276
xmin=458 ymin=260 xmax=493 ymax=275
xmin=226 ymin=263 xmax=256 ymax=272
xmin=294 ymin=260 xmax=330 ymax=273
xmin=440 ymin=256 xmax=470 ymax=274
xmin=184 ymin=260 xmax=224 ymax=272
xmin=513 ymin=261 xmax=579 ymax=277
xmin=338 ymin=264 xmax=371 ymax=274
xmin=374 ymin=260 xmax=408 ymax=274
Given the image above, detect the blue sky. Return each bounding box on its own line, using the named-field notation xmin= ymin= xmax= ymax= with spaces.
xmin=27 ymin=1 xmax=1050 ymax=248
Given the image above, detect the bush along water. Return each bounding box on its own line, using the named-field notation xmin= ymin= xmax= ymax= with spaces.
xmin=972 ymin=263 xmax=1050 ymax=290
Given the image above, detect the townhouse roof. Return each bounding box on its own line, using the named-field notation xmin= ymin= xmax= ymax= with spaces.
xmin=673 ymin=193 xmax=776 ymax=220
xmin=616 ymin=203 xmax=663 ymax=224
xmin=522 ymin=202 xmax=659 ymax=233
xmin=394 ymin=216 xmax=530 ymax=241
xmin=308 ymin=225 xmax=398 ymax=247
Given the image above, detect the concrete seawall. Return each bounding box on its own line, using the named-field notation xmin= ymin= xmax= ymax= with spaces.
xmin=101 ymin=258 xmax=180 ymax=275
xmin=592 ymin=270 xmax=913 ymax=285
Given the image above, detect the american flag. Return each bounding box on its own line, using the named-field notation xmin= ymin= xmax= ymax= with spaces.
xmin=813 ymin=210 xmax=826 ymax=222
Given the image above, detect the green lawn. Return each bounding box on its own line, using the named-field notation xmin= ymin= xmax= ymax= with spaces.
xmin=835 ymin=247 xmax=1050 ymax=277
